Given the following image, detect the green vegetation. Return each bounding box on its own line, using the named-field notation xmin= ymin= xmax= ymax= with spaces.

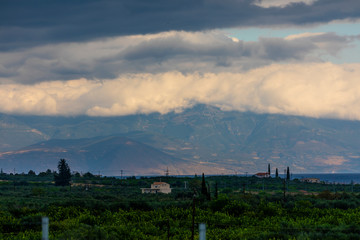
xmin=1 ymin=171 xmax=360 ymax=239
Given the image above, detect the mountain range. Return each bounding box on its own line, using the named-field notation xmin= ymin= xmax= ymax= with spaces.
xmin=1 ymin=105 xmax=360 ymax=175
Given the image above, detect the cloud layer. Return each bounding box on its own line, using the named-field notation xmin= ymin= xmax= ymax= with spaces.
xmin=1 ymin=62 xmax=360 ymax=120
xmin=1 ymin=0 xmax=360 ymax=50
xmin=1 ymin=1 xmax=360 ymax=122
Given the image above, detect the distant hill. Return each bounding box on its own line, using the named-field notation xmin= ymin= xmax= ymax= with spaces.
xmin=0 ymin=135 xmax=222 ymax=175
xmin=1 ymin=104 xmax=360 ymax=174
xmin=0 ymin=114 xmax=49 ymax=151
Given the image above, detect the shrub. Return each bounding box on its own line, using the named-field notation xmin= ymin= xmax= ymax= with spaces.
xmin=224 ymin=200 xmax=250 ymax=217
xmin=210 ymin=194 xmax=229 ymax=212
xmin=129 ymin=200 xmax=153 ymax=211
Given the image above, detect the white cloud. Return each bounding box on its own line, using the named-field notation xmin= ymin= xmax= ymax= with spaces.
xmin=1 ymin=63 xmax=360 ymax=121
xmin=253 ymin=0 xmax=317 ymax=8
xmin=0 ymin=79 xmax=101 ymax=115
xmin=285 ymin=32 xmax=325 ymax=40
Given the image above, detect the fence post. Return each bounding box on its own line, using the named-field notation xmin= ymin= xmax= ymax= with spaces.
xmin=42 ymin=216 xmax=49 ymax=240
xmin=167 ymin=217 xmax=170 ymax=240
xmin=199 ymin=223 xmax=206 ymax=240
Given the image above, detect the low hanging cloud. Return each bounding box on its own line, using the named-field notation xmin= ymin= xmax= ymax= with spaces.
xmin=1 ymin=62 xmax=360 ymax=120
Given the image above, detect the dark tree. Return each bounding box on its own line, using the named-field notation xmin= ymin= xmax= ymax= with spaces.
xmin=286 ymin=166 xmax=290 ymax=181
xmin=54 ymin=159 xmax=71 ymax=186
xmin=268 ymin=163 xmax=271 ymax=175
xmin=28 ymin=170 xmax=36 ymax=175
xmin=39 ymin=169 xmax=54 ymax=177
xmin=201 ymin=173 xmax=208 ymax=197
xmin=275 ymin=168 xmax=279 ymax=178
xmin=83 ymin=172 xmax=95 ymax=178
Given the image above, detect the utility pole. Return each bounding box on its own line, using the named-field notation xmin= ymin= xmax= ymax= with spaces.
xmin=191 ymin=191 xmax=196 ymax=240
xmin=215 ymin=182 xmax=218 ymax=199
xmin=13 ymin=168 xmax=16 ymax=191
xmin=283 ymin=178 xmax=286 ymax=202
xmin=262 ymin=179 xmax=265 ymax=191
xmin=284 ymin=169 xmax=286 ymax=179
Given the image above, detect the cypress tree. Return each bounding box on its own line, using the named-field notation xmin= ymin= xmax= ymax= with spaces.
xmin=286 ymin=166 xmax=290 ymax=181
xmin=268 ymin=163 xmax=271 ymax=175
xmin=201 ymin=173 xmax=208 ymax=196
xmin=275 ymin=168 xmax=279 ymax=178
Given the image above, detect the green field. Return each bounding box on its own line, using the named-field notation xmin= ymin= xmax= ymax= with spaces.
xmin=1 ymin=172 xmax=360 ymax=239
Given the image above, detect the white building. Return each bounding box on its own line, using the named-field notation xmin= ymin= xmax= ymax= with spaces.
xmin=141 ymin=182 xmax=172 ymax=194
xmin=300 ymin=178 xmax=320 ymax=183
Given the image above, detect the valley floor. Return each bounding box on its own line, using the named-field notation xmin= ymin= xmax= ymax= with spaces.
xmin=1 ymin=174 xmax=360 ymax=239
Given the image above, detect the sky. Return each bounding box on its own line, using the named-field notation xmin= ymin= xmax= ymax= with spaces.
xmin=1 ymin=0 xmax=360 ymax=120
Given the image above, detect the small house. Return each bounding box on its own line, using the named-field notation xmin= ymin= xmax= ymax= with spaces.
xmin=141 ymin=182 xmax=172 ymax=194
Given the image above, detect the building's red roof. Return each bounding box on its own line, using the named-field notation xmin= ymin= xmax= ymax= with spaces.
xmin=255 ymin=172 xmax=270 ymax=177
xmin=153 ymin=182 xmax=168 ymax=185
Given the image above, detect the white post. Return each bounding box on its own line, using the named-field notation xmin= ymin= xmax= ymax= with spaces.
xmin=199 ymin=223 xmax=206 ymax=240
xmin=42 ymin=216 xmax=49 ymax=240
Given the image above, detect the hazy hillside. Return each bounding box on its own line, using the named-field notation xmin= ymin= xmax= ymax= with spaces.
xmin=0 ymin=114 xmax=49 ymax=151
xmin=0 ymin=136 xmax=221 ymax=175
xmin=1 ymin=105 xmax=360 ymax=174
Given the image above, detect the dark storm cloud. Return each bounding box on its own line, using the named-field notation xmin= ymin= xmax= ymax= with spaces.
xmin=1 ymin=0 xmax=360 ymax=50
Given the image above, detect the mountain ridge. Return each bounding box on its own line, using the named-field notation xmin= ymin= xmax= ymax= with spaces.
xmin=1 ymin=105 xmax=360 ymax=174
